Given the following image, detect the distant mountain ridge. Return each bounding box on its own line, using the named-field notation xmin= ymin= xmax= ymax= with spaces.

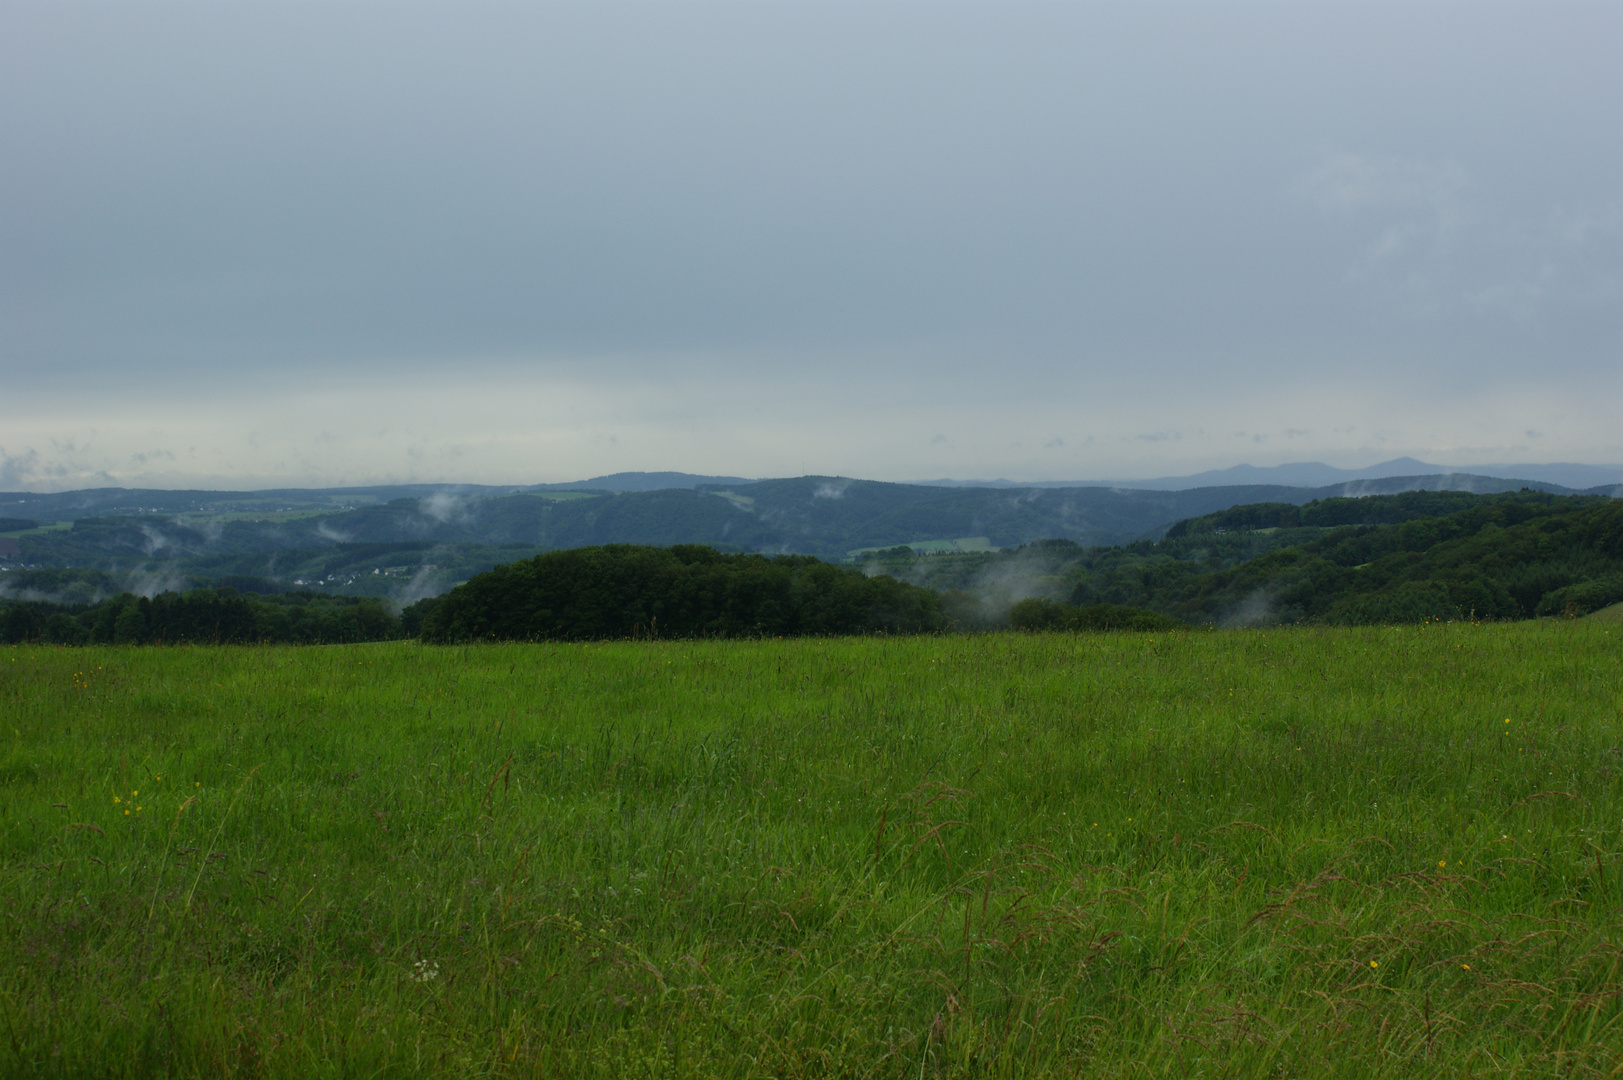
xmin=7 ymin=462 xmax=1621 ymax=523
xmin=0 ymin=473 xmax=756 ymax=521
xmin=917 ymin=458 xmax=1623 ymax=493
xmin=528 ymin=472 xmax=754 ymax=493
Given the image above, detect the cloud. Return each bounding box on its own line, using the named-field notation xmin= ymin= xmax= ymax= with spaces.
xmin=1 ymin=5 xmax=1618 ymax=487
xmin=0 ymin=442 xmax=124 ymax=491
xmin=1298 ymin=153 xmax=1476 ymax=296
xmin=126 ymin=568 xmax=188 ymax=599
xmin=1299 ymin=153 xmax=1470 ymax=216
xmin=137 ymin=523 xmax=169 ymax=555
xmin=390 ymin=563 xmax=443 ymax=609
xmin=316 ymin=521 xmax=353 ymax=542
xmin=1221 ymin=589 xmax=1278 ymax=629
xmin=1298 ymin=151 xmax=1622 ymax=318
xmin=128 ymin=449 xmax=176 ymax=466
xmin=420 ymin=491 xmax=469 ymax=524
xmin=0 ymin=449 xmax=40 ymax=489
xmin=813 ymin=481 xmax=849 ymax=500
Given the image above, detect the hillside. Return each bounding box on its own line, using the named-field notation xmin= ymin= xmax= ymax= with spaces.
xmin=4 ymin=472 xmax=1595 ymax=588
xmin=1156 ymin=494 xmax=1623 ymax=626
xmin=6 ymin=490 xmax=1622 ymax=638
xmin=863 ymin=490 xmax=1623 ymax=628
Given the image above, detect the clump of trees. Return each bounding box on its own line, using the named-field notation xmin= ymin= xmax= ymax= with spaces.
xmin=1534 ymin=574 xmax=1623 ymax=618
xmin=0 ymin=588 xmax=401 ymax=645
xmin=409 ymin=544 xmax=944 ymax=642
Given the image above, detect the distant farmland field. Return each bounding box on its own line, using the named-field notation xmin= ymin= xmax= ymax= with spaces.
xmin=3 ymin=625 xmax=1619 ymax=1077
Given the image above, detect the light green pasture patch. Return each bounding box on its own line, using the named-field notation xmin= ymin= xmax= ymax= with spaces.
xmin=0 ymin=521 xmax=72 ymax=538
xmin=533 ymin=490 xmax=603 ymax=501
xmin=848 ymin=536 xmax=997 ymax=557
xmin=176 ymin=509 xmax=344 ymax=525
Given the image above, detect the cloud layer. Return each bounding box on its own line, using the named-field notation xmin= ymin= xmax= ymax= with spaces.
xmin=2 ymin=2 xmax=1618 ymax=490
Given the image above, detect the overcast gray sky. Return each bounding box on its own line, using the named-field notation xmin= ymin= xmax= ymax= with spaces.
xmin=2 ymin=1 xmax=1619 ymax=491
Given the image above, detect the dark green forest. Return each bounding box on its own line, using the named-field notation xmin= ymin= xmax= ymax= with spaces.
xmin=412 ymin=545 xmax=943 ymax=643
xmin=877 ymin=491 xmax=1623 ymax=627
xmin=1158 ymin=493 xmax=1622 ymax=624
xmin=0 ymin=587 xmax=401 ymax=646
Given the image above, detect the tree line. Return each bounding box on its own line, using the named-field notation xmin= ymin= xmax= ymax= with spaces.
xmin=0 ymin=588 xmax=401 ymax=646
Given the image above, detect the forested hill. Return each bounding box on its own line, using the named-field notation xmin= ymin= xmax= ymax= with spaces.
xmin=1152 ymin=493 xmax=1623 ymax=625
xmin=416 ymin=545 xmax=944 ymax=643
xmin=866 ymin=490 xmax=1623 ymax=628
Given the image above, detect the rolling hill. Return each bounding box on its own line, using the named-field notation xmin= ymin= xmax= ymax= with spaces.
xmin=3 ymin=473 xmax=1615 ymax=603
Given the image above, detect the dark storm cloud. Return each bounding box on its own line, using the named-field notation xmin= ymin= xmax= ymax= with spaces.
xmin=1 ymin=1 xmax=1618 ymax=488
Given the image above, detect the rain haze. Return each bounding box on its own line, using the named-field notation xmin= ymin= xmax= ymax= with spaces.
xmin=3 ymin=1 xmax=1619 ymax=492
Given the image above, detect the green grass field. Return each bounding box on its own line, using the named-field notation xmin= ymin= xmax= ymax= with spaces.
xmin=0 ymin=521 xmax=72 ymax=539
xmin=3 ymin=624 xmax=1620 ymax=1078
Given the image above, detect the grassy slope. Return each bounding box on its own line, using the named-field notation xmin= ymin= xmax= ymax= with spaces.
xmin=2 ymin=626 xmax=1620 ymax=1078
xmin=1589 ymin=601 xmax=1623 ymax=623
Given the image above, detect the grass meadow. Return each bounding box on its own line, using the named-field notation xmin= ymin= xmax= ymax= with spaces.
xmin=2 ymin=623 xmax=1620 ymax=1078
